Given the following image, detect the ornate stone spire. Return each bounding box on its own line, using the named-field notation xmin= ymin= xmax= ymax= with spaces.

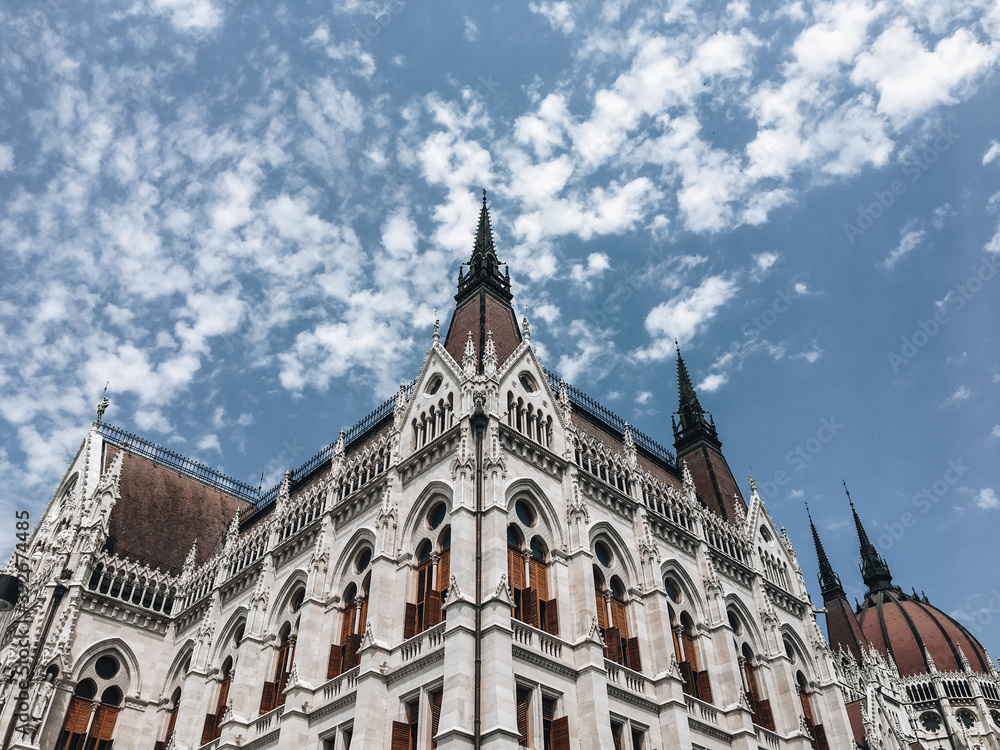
xmin=808 ymin=504 xmax=845 ymax=599
xmin=462 ymin=332 xmax=477 ymax=376
xmin=483 ymin=330 xmax=498 ymax=377
xmin=847 ymin=483 xmax=894 ymax=594
xmin=456 ymin=190 xmax=511 ymax=305
xmin=672 ymin=343 xmax=720 ymax=452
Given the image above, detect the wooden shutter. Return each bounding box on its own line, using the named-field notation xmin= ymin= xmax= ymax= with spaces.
xmin=544 ymin=598 xmax=559 ymax=635
xmin=671 ymin=627 xmax=682 ymax=661
xmin=522 ymin=587 xmax=538 ymax=628
xmin=404 ymin=602 xmax=418 ymax=639
xmin=515 ymin=687 xmax=530 ymax=746
xmin=259 ymin=681 xmax=275 ymax=714
xmin=595 ymin=592 xmax=608 ymax=629
xmin=342 ymin=633 xmax=363 ymax=670
xmin=216 ymin=675 xmax=231 ymax=716
xmin=358 ymin=597 xmax=369 ymax=634
xmin=679 ymin=661 xmax=695 ymax=696
xmin=609 ymin=598 xmax=629 ymax=637
xmin=61 ymin=697 xmax=91 ymax=734
xmin=426 ymin=589 xmax=443 ymax=627
xmin=89 ymin=704 xmax=118 ymax=740
xmin=529 ymin=558 xmax=548 ymax=600
xmin=604 ymin=626 xmax=620 ymax=662
xmin=626 ymin=637 xmax=642 ymax=672
xmin=201 ymin=713 xmax=217 ymax=745
xmin=154 ymin=743 xmax=167 ymax=750
xmin=165 ymin=701 xmax=179 ymax=741
xmin=328 ymin=644 xmax=343 ymax=679
xmin=508 ymin=547 xmax=525 ymax=591
xmin=551 ymin=716 xmax=570 ymax=750
xmin=438 ymin=550 xmax=450 ymax=591
xmin=696 ymin=670 xmax=713 ymax=704
xmin=813 ymin=724 xmax=829 ymax=750
xmin=757 ymin=699 xmax=775 ymax=730
xmin=799 ymin=690 xmax=815 ymax=726
xmin=681 ymin=631 xmax=698 ymax=670
xmin=611 ymin=723 xmax=623 ymax=750
xmin=430 ymin=691 xmax=442 ymax=749
xmin=391 ymin=721 xmax=411 ymax=750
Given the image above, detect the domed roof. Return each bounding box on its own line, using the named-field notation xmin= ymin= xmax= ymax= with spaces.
xmin=858 ymin=587 xmax=991 ymax=677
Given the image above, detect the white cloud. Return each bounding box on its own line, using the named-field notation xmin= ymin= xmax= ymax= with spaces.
xmin=570 ymin=253 xmax=611 ymax=288
xmin=635 ymin=390 xmax=652 ymax=404
xmin=134 ymin=408 xmax=173 ymax=433
xmin=792 ymin=343 xmax=823 ymax=363
xmin=788 ymin=489 xmax=805 ymax=498
xmin=984 ymin=141 xmax=1000 ymax=165
xmin=197 ymin=434 xmax=222 ymax=454
xmin=529 ymin=2 xmax=575 ymax=34
xmin=637 ymin=275 xmax=739 ymax=359
xmin=556 ymin=320 xmax=617 ymax=384
xmin=990 ymin=425 xmax=1000 ymax=439
xmin=464 ymin=17 xmax=479 ymax=42
xmin=0 ymin=145 xmax=13 ymax=172
xmin=144 ymin=0 xmax=226 ymax=34
xmin=945 ymin=385 xmax=972 ymax=404
xmin=698 ymin=373 xmax=728 ymax=392
xmin=880 ymin=227 xmax=926 ymax=270
xmin=752 ymin=252 xmax=779 ymax=281
xmin=975 ymin=487 xmax=999 ymax=510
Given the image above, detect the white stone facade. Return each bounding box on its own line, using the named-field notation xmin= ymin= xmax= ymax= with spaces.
xmin=0 ymin=330 xmax=859 ymax=750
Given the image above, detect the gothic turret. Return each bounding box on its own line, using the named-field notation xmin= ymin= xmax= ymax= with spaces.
xmin=847 ymin=484 xmax=894 ymax=594
xmin=809 ymin=503 xmax=865 ymax=661
xmin=444 ymin=191 xmax=522 ymax=373
xmin=671 ymin=345 xmax=744 ymax=522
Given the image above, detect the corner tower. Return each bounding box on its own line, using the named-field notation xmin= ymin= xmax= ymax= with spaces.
xmin=671 ymin=345 xmax=745 ymax=521
xmin=809 ymin=505 xmax=864 ymax=660
xmin=443 ymin=191 xmax=522 ymax=372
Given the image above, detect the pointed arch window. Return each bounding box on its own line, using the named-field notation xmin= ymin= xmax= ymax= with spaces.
xmin=58 ymin=681 xmax=122 ymax=750
xmin=201 ymin=658 xmax=233 ymax=744
xmin=741 ymin=644 xmax=774 ymax=730
xmin=404 ymin=520 xmax=450 ymax=639
xmin=670 ymin=608 xmax=712 ymax=703
xmin=798 ymin=671 xmax=829 ymax=750
xmin=154 ymin=687 xmax=182 ymax=750
xmin=260 ymin=624 xmax=295 ymax=714
xmin=507 ymin=521 xmax=558 ymax=635
xmin=329 ymin=574 xmax=370 ymax=678
xmin=593 ymin=565 xmax=641 ymax=672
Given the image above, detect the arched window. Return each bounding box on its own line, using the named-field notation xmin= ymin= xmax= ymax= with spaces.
xmin=57 ymin=679 xmax=97 ymax=750
xmin=797 ymin=671 xmax=829 ymax=750
xmin=201 ymin=657 xmax=233 ymax=743
xmin=58 ymin=653 xmax=126 ymax=750
xmin=507 ymin=497 xmax=559 ymax=636
xmin=260 ymin=623 xmax=295 ymax=714
xmin=673 ymin=609 xmax=712 ymax=703
xmin=404 ymin=514 xmax=451 ymax=639
xmin=157 ymin=687 xmax=181 ymax=750
xmin=741 ymin=644 xmax=774 ymax=730
xmin=592 ymin=557 xmax=641 ymax=672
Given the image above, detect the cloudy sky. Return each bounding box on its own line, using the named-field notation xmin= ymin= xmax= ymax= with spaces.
xmin=2 ymin=0 xmax=999 ymax=650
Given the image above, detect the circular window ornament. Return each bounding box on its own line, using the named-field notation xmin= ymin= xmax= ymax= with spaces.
xmin=957 ymin=710 xmax=976 ymax=729
xmin=728 ymin=609 xmax=742 ymax=635
xmin=594 ymin=541 xmax=613 ymax=567
xmin=95 ymin=655 xmax=119 ymax=680
xmin=428 ymin=502 xmax=447 ymax=530
xmin=515 ymin=500 xmax=536 ymax=527
xmin=664 ymin=577 xmax=681 ymax=604
xmin=233 ymin=623 xmax=245 ymax=647
xmin=784 ymin=638 xmax=796 ymax=663
xmin=921 ymin=713 xmax=941 ymax=732
xmin=355 ymin=547 xmax=373 ymax=573
xmin=990 ymin=710 xmax=1000 ymax=727
xmin=424 ymin=375 xmax=443 ymax=396
xmin=518 ymin=372 xmax=538 ymax=393
xmin=760 ymin=526 xmax=773 ymax=545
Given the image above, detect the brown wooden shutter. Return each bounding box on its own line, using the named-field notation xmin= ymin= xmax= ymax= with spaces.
xmin=165 ymin=701 xmax=179 ymax=741
xmin=595 ymin=592 xmax=608 ymax=629
xmin=551 ymin=716 xmax=570 ymax=750
xmin=426 ymin=589 xmax=443 ymax=627
xmin=515 ymin=687 xmax=530 ymax=746
xmin=61 ymin=697 xmax=90 ymax=734
xmin=813 ymin=724 xmax=829 ymax=750
xmin=604 ymin=626 xmax=620 ymax=662
xmin=696 ymin=670 xmax=713 ymax=704
xmin=259 ymin=681 xmax=275 ymax=713
xmin=610 ymin=598 xmax=629 ymax=637
xmin=404 ymin=602 xmax=418 ymax=639
xmin=358 ymin=597 xmax=369 ymax=634
xmin=90 ymin=705 xmax=119 ymax=740
xmin=522 ymin=587 xmax=538 ymax=628
xmin=438 ymin=550 xmax=450 ymax=591
xmin=626 ymin=637 xmax=642 ymax=672
xmin=342 ymin=633 xmax=363 ymax=670
xmin=154 ymin=743 xmax=167 ymax=750
xmin=529 ymin=558 xmax=548 ymax=600
xmin=508 ymin=547 xmax=525 ymax=591
xmin=391 ymin=721 xmax=411 ymax=750
xmin=544 ymin=598 xmax=559 ymax=635
xmin=682 ymin=631 xmax=698 ymax=671
xmin=611 ymin=723 xmax=624 ymax=750
xmin=757 ymin=699 xmax=774 ymax=730
xmin=328 ymin=644 xmax=343 ymax=679
xmin=201 ymin=714 xmax=217 ymax=745
xmin=799 ymin=690 xmax=815 ymax=725
xmin=430 ymin=691 xmax=442 ymax=749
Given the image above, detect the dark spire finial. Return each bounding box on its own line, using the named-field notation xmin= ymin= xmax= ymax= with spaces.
xmin=848 ymin=488 xmax=895 ymax=594
xmin=455 ymin=189 xmax=511 ymax=304
xmin=672 ymin=344 xmax=719 ymax=451
xmin=808 ymin=503 xmax=845 ymax=599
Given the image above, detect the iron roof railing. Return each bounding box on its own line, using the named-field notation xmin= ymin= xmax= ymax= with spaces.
xmin=543 ymin=369 xmax=676 ymax=467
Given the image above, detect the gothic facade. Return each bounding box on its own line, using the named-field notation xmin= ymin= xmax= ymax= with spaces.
xmin=0 ymin=198 xmax=994 ymax=750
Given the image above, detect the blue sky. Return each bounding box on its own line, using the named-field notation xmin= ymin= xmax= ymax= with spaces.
xmin=2 ymin=0 xmax=999 ymax=651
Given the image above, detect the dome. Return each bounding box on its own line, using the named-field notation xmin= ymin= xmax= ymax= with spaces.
xmin=858 ymin=587 xmax=991 ymax=677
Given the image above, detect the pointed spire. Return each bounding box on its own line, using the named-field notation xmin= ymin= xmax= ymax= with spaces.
xmin=846 ymin=482 xmax=894 ymax=594
xmin=808 ymin=504 xmax=845 ymax=600
xmin=462 ymin=332 xmax=477 ymax=376
xmin=483 ymin=330 xmax=498 ymax=377
xmin=456 ymin=190 xmax=511 ymax=304
xmin=673 ymin=342 xmax=720 ymax=452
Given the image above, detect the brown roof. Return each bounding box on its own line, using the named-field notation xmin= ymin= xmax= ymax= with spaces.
xmin=845 ymin=700 xmax=867 ymax=748
xmin=444 ymin=288 xmax=522 ymax=371
xmin=678 ymin=444 xmax=745 ymax=522
xmin=858 ymin=588 xmax=991 ymax=676
xmin=104 ymin=446 xmax=249 ymax=574
xmin=826 ymin=595 xmax=866 ymax=662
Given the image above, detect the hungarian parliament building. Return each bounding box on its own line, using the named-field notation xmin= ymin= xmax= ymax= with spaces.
xmin=1 ymin=198 xmax=998 ymax=750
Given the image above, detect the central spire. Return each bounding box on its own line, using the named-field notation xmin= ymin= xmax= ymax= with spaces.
xmin=444 ymin=190 xmax=522 ymax=373
xmin=456 ymin=190 xmax=512 ymax=305
xmin=672 ymin=343 xmax=720 ymax=452
xmin=846 ymin=482 xmax=894 ymax=594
